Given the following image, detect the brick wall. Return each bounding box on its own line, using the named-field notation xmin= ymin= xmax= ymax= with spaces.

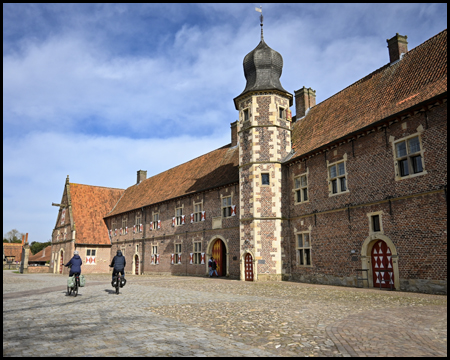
xmin=27 ymin=266 xmax=51 ymax=274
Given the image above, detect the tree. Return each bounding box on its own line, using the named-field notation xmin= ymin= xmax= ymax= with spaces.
xmin=4 ymin=229 xmax=25 ymax=243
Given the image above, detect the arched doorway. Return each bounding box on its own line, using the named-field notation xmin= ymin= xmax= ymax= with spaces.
xmin=134 ymin=254 xmax=139 ymax=275
xmin=244 ymin=253 xmax=253 ymax=281
xmin=211 ymin=239 xmax=227 ymax=277
xmin=371 ymin=240 xmax=394 ymax=289
xmin=59 ymin=250 xmax=64 ymax=274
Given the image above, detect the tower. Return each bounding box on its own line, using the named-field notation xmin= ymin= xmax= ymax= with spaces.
xmin=234 ymin=13 xmax=293 ymax=281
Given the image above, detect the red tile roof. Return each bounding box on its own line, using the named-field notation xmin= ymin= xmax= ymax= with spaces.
xmin=28 ymin=246 xmax=52 ymax=263
xmin=107 ymin=144 xmax=239 ymax=217
xmin=291 ymin=29 xmax=447 ymax=159
xmin=69 ymin=184 xmax=124 ymax=245
xmin=3 ymin=243 xmax=23 ymax=262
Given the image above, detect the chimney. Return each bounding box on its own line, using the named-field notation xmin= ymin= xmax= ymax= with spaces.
xmin=230 ymin=121 xmax=238 ymax=147
xmin=387 ymin=33 xmax=408 ymax=63
xmin=294 ymin=86 xmax=316 ymax=119
xmin=137 ymin=170 xmax=147 ymax=184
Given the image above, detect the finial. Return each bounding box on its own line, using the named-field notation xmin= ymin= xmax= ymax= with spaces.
xmin=255 ymin=6 xmax=263 ymax=40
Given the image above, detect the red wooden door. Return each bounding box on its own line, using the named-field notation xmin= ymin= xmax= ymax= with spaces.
xmin=212 ymin=240 xmax=223 ymax=276
xmin=59 ymin=251 xmax=63 ymax=274
xmin=245 ymin=253 xmax=253 ymax=281
xmin=371 ymin=240 xmax=394 ymax=288
xmin=135 ymin=255 xmax=139 ymax=275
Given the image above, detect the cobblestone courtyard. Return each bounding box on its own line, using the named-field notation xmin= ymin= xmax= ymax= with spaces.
xmin=3 ymin=271 xmax=447 ymax=357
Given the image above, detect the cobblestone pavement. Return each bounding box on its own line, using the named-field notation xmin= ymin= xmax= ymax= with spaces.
xmin=3 ymin=271 xmax=447 ymax=357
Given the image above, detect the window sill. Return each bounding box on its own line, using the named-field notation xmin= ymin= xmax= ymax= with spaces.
xmin=394 ymin=170 xmax=427 ymax=181
xmin=294 ymin=200 xmax=310 ymax=205
xmin=328 ymin=189 xmax=350 ymax=197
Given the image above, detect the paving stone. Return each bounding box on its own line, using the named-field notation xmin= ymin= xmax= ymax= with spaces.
xmin=2 ymin=271 xmax=447 ymax=357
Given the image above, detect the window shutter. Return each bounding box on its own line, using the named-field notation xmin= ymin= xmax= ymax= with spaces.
xmin=172 ymin=217 xmax=176 ymax=227
xmin=201 ymin=211 xmax=206 ymax=221
xmin=181 ymin=215 xmax=185 ymax=225
xmin=201 ymin=253 xmax=205 ymax=264
xmin=114 ymin=229 xmax=117 ymax=236
xmin=171 ymin=254 xmax=174 ymax=264
xmin=190 ymin=213 xmax=194 ymax=223
xmin=119 ymin=228 xmax=122 ymax=235
xmin=151 ymin=254 xmax=155 ymax=264
xmin=190 ymin=253 xmax=193 ymax=264
xmin=157 ymin=220 xmax=161 ymax=229
xmin=125 ymin=227 xmax=128 ymax=234
xmin=156 ymin=254 xmax=160 ymax=264
xmin=178 ymin=254 xmax=182 ymax=264
xmin=140 ymin=223 xmax=143 ymax=232
xmin=150 ymin=221 xmax=153 ymax=230
xmin=133 ymin=225 xmax=136 ymax=233
xmin=231 ymin=205 xmax=236 ymax=216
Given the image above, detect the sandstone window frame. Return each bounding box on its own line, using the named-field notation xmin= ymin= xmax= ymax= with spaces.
xmin=175 ymin=205 xmax=184 ymax=226
xmin=135 ymin=211 xmax=141 ymax=231
xmin=174 ymin=242 xmax=182 ymax=264
xmin=392 ymin=132 xmax=427 ymax=181
xmin=193 ymin=241 xmax=202 ymax=264
xmin=111 ymin=218 xmax=116 ymax=232
xmin=261 ymin=173 xmax=270 ymax=186
xmin=242 ymin=108 xmax=250 ymax=122
xmin=122 ymin=215 xmax=127 ymax=235
xmin=152 ymin=211 xmax=160 ymax=230
xmin=294 ymin=170 xmax=309 ymax=204
xmin=296 ymin=231 xmax=312 ymax=267
xmin=193 ymin=200 xmax=203 ymax=222
xmin=278 ymin=106 xmax=285 ymax=120
xmin=221 ymin=195 xmax=232 ymax=218
xmin=367 ymin=211 xmax=384 ymax=235
xmin=151 ymin=244 xmax=158 ymax=265
xmin=327 ymin=156 xmax=349 ymax=197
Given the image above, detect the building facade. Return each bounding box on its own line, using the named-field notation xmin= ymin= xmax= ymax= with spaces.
xmin=51 ymin=28 xmax=447 ymax=294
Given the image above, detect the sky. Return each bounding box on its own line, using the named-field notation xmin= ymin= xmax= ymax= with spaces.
xmin=3 ymin=3 xmax=447 ymax=243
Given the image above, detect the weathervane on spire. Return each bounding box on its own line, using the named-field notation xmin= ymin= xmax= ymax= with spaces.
xmin=255 ymin=6 xmax=263 ymax=40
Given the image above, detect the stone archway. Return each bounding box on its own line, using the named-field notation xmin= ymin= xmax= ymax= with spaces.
xmin=206 ymin=236 xmax=229 ymax=277
xmin=361 ymin=234 xmax=399 ymax=290
xmin=240 ymin=250 xmax=257 ymax=281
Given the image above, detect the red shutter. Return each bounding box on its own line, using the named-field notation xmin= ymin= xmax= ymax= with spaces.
xmin=133 ymin=225 xmax=136 ymax=233
xmin=157 ymin=220 xmax=161 ymax=229
xmin=140 ymin=223 xmax=143 ymax=232
xmin=172 ymin=217 xmax=176 ymax=227
xmin=149 ymin=221 xmax=153 ymax=230
xmin=151 ymin=254 xmax=154 ymax=264
xmin=114 ymin=229 xmax=117 ymax=236
xmin=125 ymin=227 xmax=128 ymax=234
xmin=178 ymin=254 xmax=182 ymax=264
xmin=190 ymin=213 xmax=194 ymax=223
xmin=189 ymin=253 xmax=193 ymax=264
xmin=156 ymin=254 xmax=160 ymax=264
xmin=181 ymin=215 xmax=185 ymax=225
xmin=201 ymin=211 xmax=206 ymax=221
xmin=231 ymin=205 xmax=236 ymax=216
xmin=201 ymin=253 xmax=205 ymax=264
xmin=171 ymin=254 xmax=174 ymax=264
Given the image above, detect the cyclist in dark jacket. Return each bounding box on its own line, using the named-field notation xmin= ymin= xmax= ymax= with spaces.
xmin=110 ymin=250 xmax=126 ymax=280
xmin=65 ymin=250 xmax=82 ymax=276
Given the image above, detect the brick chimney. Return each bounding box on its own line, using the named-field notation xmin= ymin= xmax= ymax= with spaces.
xmin=294 ymin=86 xmax=316 ymax=119
xmin=230 ymin=121 xmax=238 ymax=147
xmin=137 ymin=170 xmax=147 ymax=184
xmin=387 ymin=33 xmax=408 ymax=63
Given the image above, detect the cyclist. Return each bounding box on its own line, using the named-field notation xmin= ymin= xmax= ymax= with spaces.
xmin=110 ymin=249 xmax=126 ymax=282
xmin=65 ymin=250 xmax=82 ymax=280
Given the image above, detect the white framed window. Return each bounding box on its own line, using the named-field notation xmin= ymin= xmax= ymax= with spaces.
xmin=193 ymin=241 xmax=202 ymax=264
xmin=296 ymin=232 xmax=311 ymax=266
xmin=222 ymin=196 xmax=232 ymax=218
xmin=193 ymin=201 xmax=203 ymax=222
xmin=153 ymin=212 xmax=159 ymax=230
xmin=86 ymin=248 xmax=96 ymax=265
xmin=328 ymin=159 xmax=348 ymax=195
xmin=175 ymin=206 xmax=183 ymax=226
xmin=122 ymin=216 xmax=127 ymax=235
xmin=175 ymin=243 xmax=182 ymax=264
xmin=294 ymin=173 xmax=308 ymax=203
xmin=393 ymin=134 xmax=426 ymax=180
xmin=135 ymin=211 xmax=141 ymax=232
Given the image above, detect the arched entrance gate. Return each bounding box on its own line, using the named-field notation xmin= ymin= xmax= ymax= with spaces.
xmin=211 ymin=239 xmax=227 ymax=276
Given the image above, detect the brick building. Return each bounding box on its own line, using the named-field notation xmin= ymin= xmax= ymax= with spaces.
xmin=51 ymin=28 xmax=447 ymax=294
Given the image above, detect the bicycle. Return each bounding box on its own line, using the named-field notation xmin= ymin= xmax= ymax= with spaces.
xmin=65 ymin=265 xmax=80 ymax=297
xmin=110 ymin=266 xmax=126 ymax=295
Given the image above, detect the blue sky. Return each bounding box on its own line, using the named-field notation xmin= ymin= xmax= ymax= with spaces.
xmin=3 ymin=3 xmax=447 ymax=242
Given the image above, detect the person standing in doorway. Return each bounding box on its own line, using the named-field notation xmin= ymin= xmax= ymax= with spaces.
xmin=208 ymin=256 xmax=213 ymax=277
xmin=211 ymin=257 xmax=218 ymax=277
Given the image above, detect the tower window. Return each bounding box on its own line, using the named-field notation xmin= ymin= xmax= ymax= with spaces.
xmin=243 ymin=109 xmax=249 ymax=121
xmin=279 ymin=107 xmax=285 ymax=119
xmin=261 ymin=173 xmax=270 ymax=185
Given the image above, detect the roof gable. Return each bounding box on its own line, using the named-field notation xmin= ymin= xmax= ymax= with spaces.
xmin=291 ymin=29 xmax=447 ymax=159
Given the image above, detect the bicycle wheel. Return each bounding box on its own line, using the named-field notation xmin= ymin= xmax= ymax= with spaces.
xmin=67 ymin=286 xmax=72 ymax=296
xmin=73 ymin=282 xmax=78 ymax=297
xmin=116 ymin=283 xmax=119 ymax=294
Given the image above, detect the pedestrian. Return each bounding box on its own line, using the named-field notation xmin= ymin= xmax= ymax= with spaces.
xmin=208 ymin=256 xmax=213 ymax=277
xmin=211 ymin=257 xmax=218 ymax=277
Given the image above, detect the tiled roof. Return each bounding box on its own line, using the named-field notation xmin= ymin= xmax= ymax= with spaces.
xmin=3 ymin=243 xmax=23 ymax=261
xmin=28 ymin=246 xmax=52 ymax=262
xmin=69 ymin=184 xmax=124 ymax=245
xmin=107 ymin=144 xmax=239 ymax=217
xmin=291 ymin=29 xmax=447 ymax=159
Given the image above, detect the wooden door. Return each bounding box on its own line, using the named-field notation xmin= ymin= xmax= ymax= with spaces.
xmin=245 ymin=253 xmax=253 ymax=281
xmin=212 ymin=240 xmax=224 ymax=276
xmin=371 ymin=240 xmax=394 ymax=288
xmin=135 ymin=255 xmax=139 ymax=275
xmin=59 ymin=251 xmax=63 ymax=274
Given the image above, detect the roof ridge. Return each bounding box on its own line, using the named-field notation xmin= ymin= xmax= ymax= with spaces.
xmin=309 ymin=28 xmax=447 ymax=112
xmin=69 ymin=183 xmax=124 ymax=191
